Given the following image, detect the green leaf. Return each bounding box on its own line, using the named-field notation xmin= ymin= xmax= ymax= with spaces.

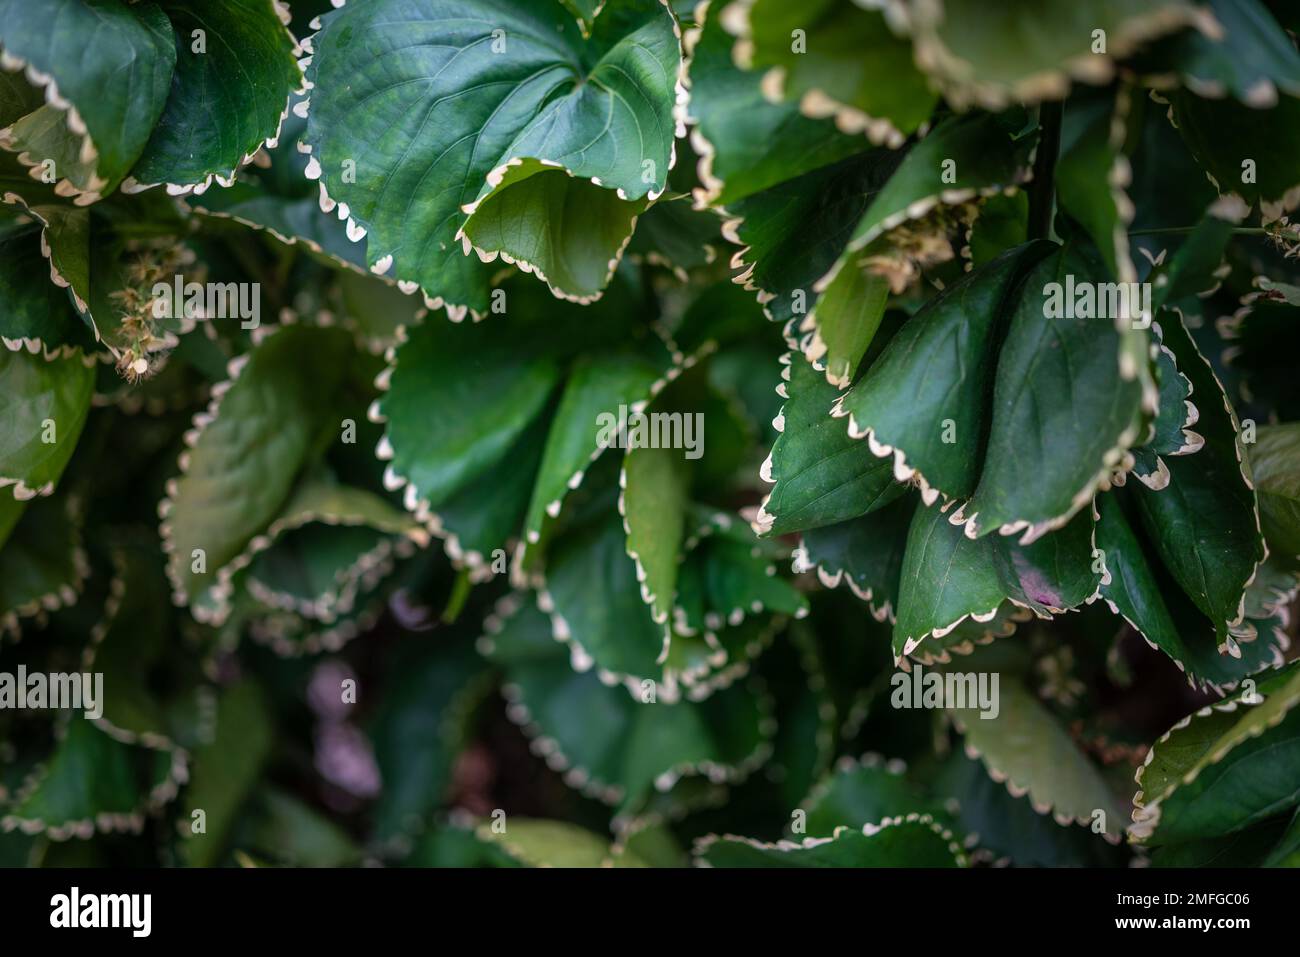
xmin=935 ymin=750 xmax=1127 ymax=866
xmin=1248 ymin=422 xmax=1300 ymax=562
xmin=797 ymin=263 xmax=890 ymax=389
xmin=0 ymin=347 xmax=93 ymax=499
xmin=798 ymin=493 xmax=915 ymax=621
xmin=729 ymin=113 xmax=1035 ymax=339
xmin=625 ymin=195 xmax=721 ymax=279
xmin=179 ymin=681 xmax=273 ymax=866
xmin=621 ymin=443 xmax=689 ymax=626
xmin=967 ymin=191 xmax=1028 ymax=267
xmin=0 ymin=492 xmax=21 ymax=552
xmin=244 ymin=523 xmax=394 ymax=622
xmin=543 ymin=502 xmax=666 ymax=681
xmin=1167 ymin=88 xmax=1300 ymax=217
xmin=835 ymin=241 xmax=1050 ymax=513
xmin=1128 ymin=316 xmax=1203 ymax=489
xmin=800 ymin=754 xmax=932 ymax=838
xmin=959 ymin=243 xmax=1152 ymax=540
xmin=216 ymin=477 xmax=424 ymax=624
xmin=561 ymin=0 xmax=606 ymax=33
xmin=1147 ymin=211 xmax=1238 ymax=314
xmin=84 ymin=549 xmax=188 ymax=745
xmin=431 ymin=421 xmax=548 ymax=567
xmin=401 ymin=824 xmax=520 ymax=867
xmin=1132 ymin=311 xmax=1264 ymax=647
xmin=726 ymin=150 xmax=903 ymax=327
xmin=892 ymin=503 xmax=1098 ymax=660
xmin=482 ymin=596 xmax=770 ymax=815
xmin=0 ymin=215 xmax=95 ymax=356
xmin=128 ymin=0 xmax=301 ymax=191
xmin=381 ymin=317 xmax=561 ymax=519
xmin=0 ymin=64 xmax=40 ymax=125
xmin=674 ymin=515 xmax=807 ymax=632
xmin=521 ymin=345 xmax=671 ymax=550
xmin=241 ymin=788 xmax=363 ymax=868
xmin=0 ymin=0 xmax=176 ymax=199
xmin=475 ymin=817 xmax=628 ymax=867
xmin=369 ymin=641 xmax=490 ymax=844
xmin=1132 ymin=664 xmax=1300 ymax=845
xmin=376 ymin=277 xmax=670 ymax=575
xmin=907 ymin=0 xmax=1207 ymax=109
xmin=952 ymin=675 xmax=1128 ymax=835
xmin=1221 ymin=288 xmax=1300 ymax=418
xmin=695 ymin=816 xmax=965 ymax=867
xmin=756 ymin=352 xmax=903 ymax=537
xmin=1263 ymin=809 xmax=1300 ymax=867
xmin=892 ymin=506 xmax=1003 ymax=659
xmin=909 ymin=602 xmax=1029 ymax=667
xmin=184 ymin=93 xmax=373 ymax=276
xmin=162 ymin=324 xmax=355 ymax=605
xmin=677 ymin=6 xmax=864 ymax=207
xmin=1095 ymin=491 xmax=1281 ymax=690
xmin=845 ymin=113 xmax=1038 ymax=255
xmin=303 ymin=0 xmax=681 ymax=313
xmin=1138 ymin=0 xmax=1300 ymax=105
xmin=331 ymin=270 xmax=421 ymax=354
xmin=720 ymin=0 xmax=937 ymax=147
xmin=459 ymin=158 xmax=650 ymax=303
xmin=1056 ymin=86 xmax=1136 ymax=283
xmin=1147 ymin=817 xmax=1295 ymax=867
xmin=0 ymin=493 xmax=85 ymax=634
xmin=2 ymin=718 xmax=184 ymax=841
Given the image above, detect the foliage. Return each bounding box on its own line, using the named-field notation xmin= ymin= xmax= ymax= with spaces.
xmin=1 ymin=0 xmax=1300 ymax=869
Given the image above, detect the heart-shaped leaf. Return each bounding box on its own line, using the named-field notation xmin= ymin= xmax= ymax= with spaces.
xmin=303 ymin=0 xmax=681 ymax=313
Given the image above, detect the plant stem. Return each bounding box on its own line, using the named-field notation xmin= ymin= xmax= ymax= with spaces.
xmin=1028 ymin=101 xmax=1063 ymax=241
xmin=441 ymin=568 xmax=473 ymax=624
